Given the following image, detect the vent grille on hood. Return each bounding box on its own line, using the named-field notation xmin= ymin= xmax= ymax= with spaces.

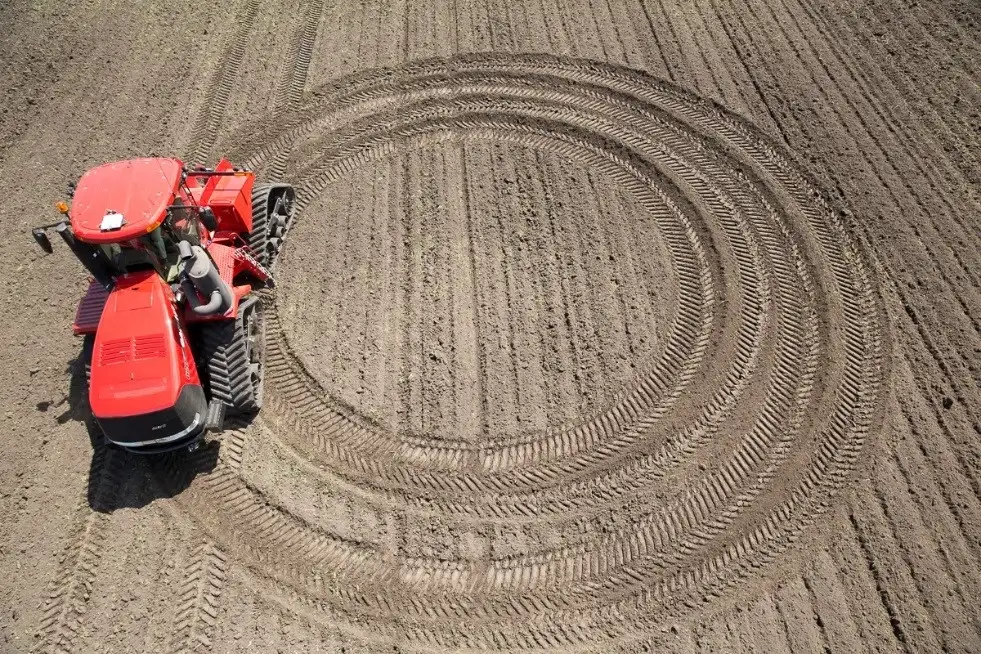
xmin=134 ymin=334 xmax=166 ymax=360
xmin=100 ymin=338 xmax=132 ymax=366
xmin=99 ymin=334 xmax=167 ymax=366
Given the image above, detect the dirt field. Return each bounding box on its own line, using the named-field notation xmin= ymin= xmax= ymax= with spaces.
xmin=2 ymin=0 xmax=979 ymax=652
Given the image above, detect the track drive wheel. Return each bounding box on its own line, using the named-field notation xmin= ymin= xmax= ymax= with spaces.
xmin=197 ymin=296 xmax=265 ymax=415
xmin=249 ymin=184 xmax=296 ymax=267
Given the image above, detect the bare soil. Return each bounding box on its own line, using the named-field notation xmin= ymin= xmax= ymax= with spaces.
xmin=2 ymin=1 xmax=980 ymax=652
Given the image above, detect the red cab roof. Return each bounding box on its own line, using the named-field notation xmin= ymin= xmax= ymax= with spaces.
xmin=70 ymin=158 xmax=183 ymax=243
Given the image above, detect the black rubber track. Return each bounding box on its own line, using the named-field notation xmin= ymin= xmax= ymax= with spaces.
xmin=196 ymin=296 xmax=263 ymax=415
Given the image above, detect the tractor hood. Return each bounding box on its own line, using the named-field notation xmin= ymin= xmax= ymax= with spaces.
xmin=88 ymin=270 xmax=200 ymax=419
xmin=71 ymin=158 xmax=182 ymax=244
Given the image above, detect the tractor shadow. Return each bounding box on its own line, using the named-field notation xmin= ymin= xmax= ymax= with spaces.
xmin=60 ymin=348 xmax=223 ymax=512
xmin=55 ymin=352 xmax=90 ymax=426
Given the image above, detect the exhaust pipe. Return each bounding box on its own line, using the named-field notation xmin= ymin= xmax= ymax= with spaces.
xmin=178 ymin=241 xmax=233 ymax=316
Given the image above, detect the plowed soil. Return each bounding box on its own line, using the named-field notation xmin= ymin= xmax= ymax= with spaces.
xmin=2 ymin=1 xmax=980 ymax=652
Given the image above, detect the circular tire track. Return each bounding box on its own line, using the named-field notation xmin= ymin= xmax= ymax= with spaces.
xmin=163 ymin=54 xmax=886 ymax=650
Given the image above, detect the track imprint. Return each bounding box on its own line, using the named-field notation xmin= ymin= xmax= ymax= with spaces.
xmin=164 ymin=54 xmax=885 ymax=650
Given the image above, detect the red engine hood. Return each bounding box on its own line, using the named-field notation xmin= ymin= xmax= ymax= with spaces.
xmin=89 ymin=270 xmax=199 ymax=419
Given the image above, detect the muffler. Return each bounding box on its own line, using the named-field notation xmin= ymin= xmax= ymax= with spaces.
xmin=178 ymin=241 xmax=233 ymax=316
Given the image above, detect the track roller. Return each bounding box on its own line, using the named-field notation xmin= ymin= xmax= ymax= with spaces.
xmin=249 ymin=184 xmax=296 ymax=267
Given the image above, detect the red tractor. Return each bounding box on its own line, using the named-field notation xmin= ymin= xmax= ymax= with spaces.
xmin=32 ymin=157 xmax=295 ymax=453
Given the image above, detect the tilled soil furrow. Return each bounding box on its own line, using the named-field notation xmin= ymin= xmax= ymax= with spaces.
xmin=493 ymin=144 xmax=551 ymax=433
xmin=185 ymin=0 xmax=260 ymax=165
xmin=485 ymin=143 xmax=534 ymax=434
xmin=870 ymin=457 xmax=981 ymax=650
xmin=32 ymin=446 xmax=123 ymax=654
xmin=492 ymin=0 xmax=519 ymax=52
xmin=880 ymin=456 xmax=979 ymax=636
xmin=772 ymin=0 xmax=981 ymax=300
xmin=802 ymin=553 xmax=866 ymax=653
xmin=534 ymin=151 xmax=594 ymax=412
xmin=583 ymin=170 xmax=641 ymax=365
xmin=625 ymin=0 xmax=675 ymax=80
xmin=692 ymin=618 xmax=730 ymax=653
xmin=847 ymin=494 xmax=941 ymax=653
xmin=580 ymin=0 xmax=617 ymax=63
xmin=691 ymin=0 xmax=776 ymax=132
xmin=704 ymin=0 xmax=794 ymax=147
xmin=596 ymin=0 xmax=645 ymax=69
xmin=826 ymin=517 xmax=911 ymax=653
xmin=739 ymin=592 xmax=794 ymax=654
xmin=773 ymin=575 xmax=831 ymax=653
xmin=454 ymin=144 xmax=491 ymax=441
xmin=464 ymin=143 xmax=523 ymax=438
xmin=679 ymin=2 xmax=750 ymax=115
xmin=660 ymin=2 xmax=725 ymax=104
xmin=856 ymin=0 xmax=981 ymax=162
xmin=720 ymin=0 xmax=981 ymax=419
xmin=515 ymin=148 xmax=582 ymax=430
xmin=896 ymin=402 xmax=981 ymax=564
xmin=753 ymin=0 xmax=981 ymax=354
xmin=647 ymin=0 xmax=692 ymax=86
xmin=812 ymin=0 xmax=981 ymax=233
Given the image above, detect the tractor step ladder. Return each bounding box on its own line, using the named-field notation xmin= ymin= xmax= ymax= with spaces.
xmin=234 ymin=246 xmax=274 ymax=286
xmin=205 ymin=398 xmax=226 ymax=432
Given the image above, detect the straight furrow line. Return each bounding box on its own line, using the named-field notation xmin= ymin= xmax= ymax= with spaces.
xmin=263 ymin=0 xmax=326 ymax=181
xmin=33 ymin=446 xmax=123 ymax=654
xmin=186 ymin=0 xmax=260 ymax=165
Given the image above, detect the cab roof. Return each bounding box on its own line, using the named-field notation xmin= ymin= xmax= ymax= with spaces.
xmin=70 ymin=158 xmax=183 ymax=244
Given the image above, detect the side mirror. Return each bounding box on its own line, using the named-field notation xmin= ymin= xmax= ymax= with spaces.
xmin=32 ymin=228 xmax=53 ymax=254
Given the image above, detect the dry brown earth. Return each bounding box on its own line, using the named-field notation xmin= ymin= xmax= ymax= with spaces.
xmin=1 ymin=0 xmax=979 ymax=652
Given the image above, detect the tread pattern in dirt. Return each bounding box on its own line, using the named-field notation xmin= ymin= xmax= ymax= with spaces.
xmin=158 ymin=54 xmax=885 ymax=650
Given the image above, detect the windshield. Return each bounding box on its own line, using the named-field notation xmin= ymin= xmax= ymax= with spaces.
xmin=99 ymin=243 xmax=122 ymax=264
xmin=167 ymin=199 xmax=202 ymax=246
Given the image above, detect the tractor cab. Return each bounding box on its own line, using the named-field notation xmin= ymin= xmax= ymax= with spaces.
xmin=48 ymin=158 xmax=211 ymax=285
xmin=32 ymin=157 xmax=261 ymax=291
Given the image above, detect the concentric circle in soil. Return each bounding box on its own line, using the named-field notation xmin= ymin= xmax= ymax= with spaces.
xmin=278 ymin=139 xmax=680 ymax=444
xmin=163 ymin=54 xmax=886 ymax=651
